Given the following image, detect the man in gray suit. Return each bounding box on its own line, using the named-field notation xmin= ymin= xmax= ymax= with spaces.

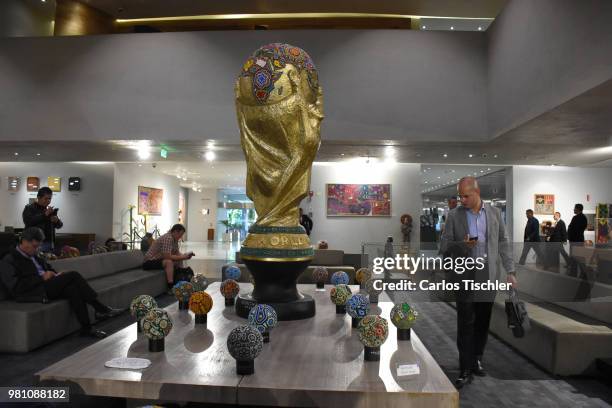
xmin=441 ymin=177 xmax=517 ymax=389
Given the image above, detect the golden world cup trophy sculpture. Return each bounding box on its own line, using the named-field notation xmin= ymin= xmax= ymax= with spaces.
xmin=234 ymin=43 xmax=323 ymax=320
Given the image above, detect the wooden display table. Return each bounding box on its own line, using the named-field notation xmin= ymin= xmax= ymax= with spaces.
xmin=37 ymin=283 xmax=458 ymax=407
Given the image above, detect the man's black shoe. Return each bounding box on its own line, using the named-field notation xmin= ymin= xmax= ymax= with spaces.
xmin=80 ymin=328 xmax=108 ymax=339
xmin=95 ymin=307 xmax=125 ymax=321
xmin=455 ymin=370 xmax=473 ymax=389
xmin=473 ymin=359 xmax=486 ymax=377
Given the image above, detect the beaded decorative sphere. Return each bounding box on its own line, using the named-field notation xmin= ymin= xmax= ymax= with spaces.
xmin=390 ymin=303 xmax=418 ymax=329
xmin=364 ymin=278 xmax=383 ymax=296
xmin=331 ymin=271 xmax=350 ymax=286
xmin=356 ymin=267 xmax=372 ymax=284
xmin=220 ymin=279 xmax=240 ymax=299
xmin=227 ymin=325 xmax=264 ymax=361
xmin=225 ymin=265 xmax=242 ymax=281
xmin=191 ymin=274 xmax=209 ymax=292
xmin=358 ymin=315 xmax=389 ymax=348
xmin=346 ymin=294 xmax=370 ymax=319
xmin=330 ymin=284 xmax=352 ymax=306
xmin=189 ymin=291 xmax=213 ymax=315
xmin=130 ymin=295 xmax=158 ymax=321
xmin=173 ymin=281 xmax=194 ymax=303
xmin=141 ymin=308 xmax=173 ymax=340
xmin=312 ymin=267 xmax=329 ymax=283
xmin=247 ymin=304 xmax=278 ymax=334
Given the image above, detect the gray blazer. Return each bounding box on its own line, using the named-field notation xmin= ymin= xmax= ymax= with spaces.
xmin=441 ymin=203 xmax=515 ymax=281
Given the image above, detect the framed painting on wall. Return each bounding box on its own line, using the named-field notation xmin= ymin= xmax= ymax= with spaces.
xmin=534 ymin=194 xmax=554 ymax=215
xmin=326 ymin=184 xmax=391 ymax=217
xmin=138 ymin=186 xmax=163 ymax=216
xmin=27 ymin=177 xmax=40 ymax=192
xmin=48 ymin=177 xmax=61 ymax=192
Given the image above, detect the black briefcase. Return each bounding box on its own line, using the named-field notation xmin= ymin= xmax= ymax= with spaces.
xmin=505 ymin=288 xmax=530 ymax=338
xmin=174 ymin=266 xmax=194 ymax=283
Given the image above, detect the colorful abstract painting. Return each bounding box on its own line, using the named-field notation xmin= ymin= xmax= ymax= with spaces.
xmin=138 ymin=186 xmax=163 ymax=216
xmin=534 ymin=194 xmax=554 ymax=215
xmin=326 ymin=184 xmax=391 ymax=217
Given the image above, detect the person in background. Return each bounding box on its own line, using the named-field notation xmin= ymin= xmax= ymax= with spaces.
xmin=299 ymin=208 xmax=313 ymax=236
xmin=448 ymin=196 xmax=458 ymax=211
xmin=518 ymin=209 xmax=543 ymax=265
xmin=142 ymin=224 xmax=194 ymax=291
xmin=22 ymin=187 xmax=63 ymax=253
xmin=441 ymin=177 xmax=516 ymax=389
xmin=548 ymin=211 xmax=569 ymax=266
xmin=566 ymin=203 xmax=588 ymax=275
xmin=2 ymin=228 xmax=123 ymax=338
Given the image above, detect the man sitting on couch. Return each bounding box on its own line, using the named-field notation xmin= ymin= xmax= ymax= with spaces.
xmin=142 ymin=224 xmax=194 ymax=291
xmin=2 ymin=227 xmax=123 ymax=338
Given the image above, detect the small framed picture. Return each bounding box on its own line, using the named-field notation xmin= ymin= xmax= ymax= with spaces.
xmin=48 ymin=176 xmax=61 ymax=192
xmin=68 ymin=177 xmax=81 ymax=191
xmin=8 ymin=177 xmax=20 ymax=192
xmin=27 ymin=177 xmax=40 ymax=192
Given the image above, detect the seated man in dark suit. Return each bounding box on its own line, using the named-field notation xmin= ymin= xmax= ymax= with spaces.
xmin=2 ymin=227 xmax=123 ymax=338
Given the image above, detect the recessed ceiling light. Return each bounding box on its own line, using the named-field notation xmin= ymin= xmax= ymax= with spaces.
xmin=422 ymin=25 xmax=426 ymax=29
xmin=137 ymin=149 xmax=150 ymax=160
xmin=14 ymin=152 xmax=18 ymax=156
xmin=204 ymin=151 xmax=216 ymax=161
xmin=478 ymin=26 xmax=483 ymax=31
xmin=450 ymin=26 xmax=454 ymax=30
xmin=437 ymin=176 xmax=441 ymax=179
xmin=36 ymin=153 xmax=41 ymax=156
xmin=443 ymin=153 xmax=448 ymax=158
xmin=468 ymin=154 xmax=474 ymax=158
xmin=493 ymin=154 xmax=498 ymax=158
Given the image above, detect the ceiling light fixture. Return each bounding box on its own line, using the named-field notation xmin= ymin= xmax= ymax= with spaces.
xmin=14 ymin=152 xmax=18 ymax=156
xmin=478 ymin=26 xmax=483 ymax=31
xmin=422 ymin=25 xmax=426 ymax=29
xmin=204 ymin=151 xmax=216 ymax=161
xmin=443 ymin=153 xmax=448 ymax=158
xmin=450 ymin=26 xmax=455 ymax=30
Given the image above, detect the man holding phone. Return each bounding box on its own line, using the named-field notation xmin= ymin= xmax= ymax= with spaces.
xmin=441 ymin=177 xmax=516 ymax=389
xmin=22 ymin=187 xmax=63 ymax=253
xmin=142 ymin=224 xmax=195 ymax=291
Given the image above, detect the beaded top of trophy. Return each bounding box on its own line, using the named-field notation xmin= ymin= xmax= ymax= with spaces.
xmin=238 ymin=43 xmax=319 ymax=105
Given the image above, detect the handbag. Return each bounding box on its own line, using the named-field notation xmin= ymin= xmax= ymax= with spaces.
xmin=173 ymin=266 xmax=194 ymax=283
xmin=505 ymin=287 xmax=530 ymax=338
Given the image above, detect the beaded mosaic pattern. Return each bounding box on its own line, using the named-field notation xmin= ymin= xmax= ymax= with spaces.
xmin=346 ymin=294 xmax=370 ymax=318
xmin=312 ymin=266 xmax=329 ymax=283
xmin=172 ymin=281 xmax=194 ymax=303
xmin=220 ymin=279 xmax=240 ymax=299
xmin=190 ymin=274 xmax=209 ymax=292
xmin=358 ymin=315 xmax=389 ymax=348
xmin=227 ymin=325 xmax=264 ymax=361
xmin=331 ymin=271 xmax=349 ymax=285
xmin=365 ymin=278 xmax=383 ymax=296
xmin=248 ymin=304 xmax=278 ymax=334
xmin=189 ymin=291 xmax=213 ymax=315
xmin=130 ymin=294 xmax=158 ymax=321
xmin=141 ymin=308 xmax=173 ymax=340
xmin=330 ymin=284 xmax=352 ymax=305
xmin=390 ymin=302 xmax=419 ymax=329
xmin=356 ymin=267 xmax=372 ymax=284
xmin=240 ymin=43 xmax=319 ymax=104
xmin=225 ymin=265 xmax=242 ymax=281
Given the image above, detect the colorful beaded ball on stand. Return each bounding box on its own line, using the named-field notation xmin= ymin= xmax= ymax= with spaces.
xmin=220 ymin=279 xmax=240 ymax=306
xmin=227 ymin=325 xmax=264 ymax=375
xmin=346 ymin=294 xmax=370 ymax=328
xmin=364 ymin=277 xmax=383 ymax=304
xmin=331 ymin=271 xmax=350 ymax=286
xmin=355 ymin=267 xmax=372 ymax=287
xmin=191 ymin=274 xmax=209 ymax=292
xmin=247 ymin=304 xmax=278 ymax=343
xmin=312 ymin=266 xmax=329 ymax=289
xmin=141 ymin=308 xmax=173 ymax=352
xmin=225 ymin=265 xmax=242 ymax=281
xmin=358 ymin=315 xmax=389 ymax=361
xmin=330 ymin=284 xmax=352 ymax=314
xmin=189 ymin=291 xmax=213 ymax=325
xmin=173 ymin=281 xmax=194 ymax=310
xmin=390 ymin=302 xmax=418 ymax=341
xmin=130 ymin=295 xmax=157 ymax=334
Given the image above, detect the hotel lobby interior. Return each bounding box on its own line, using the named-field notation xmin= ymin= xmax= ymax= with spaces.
xmin=0 ymin=0 xmax=611 ymax=407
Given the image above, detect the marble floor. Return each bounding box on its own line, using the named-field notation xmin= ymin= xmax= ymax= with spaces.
xmin=181 ymin=241 xmax=241 ymax=281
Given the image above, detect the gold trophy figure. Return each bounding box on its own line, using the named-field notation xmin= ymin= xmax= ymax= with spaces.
xmin=234 ymin=43 xmax=323 ymax=320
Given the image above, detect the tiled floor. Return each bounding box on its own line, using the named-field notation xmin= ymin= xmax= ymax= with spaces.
xmin=181 ymin=241 xmax=240 ymax=280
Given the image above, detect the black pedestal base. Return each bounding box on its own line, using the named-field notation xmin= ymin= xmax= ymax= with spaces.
xmin=178 ymin=301 xmax=188 ymax=310
xmin=364 ymin=346 xmax=380 ymax=361
xmin=137 ymin=323 xmax=142 ymax=334
xmin=195 ymin=314 xmax=207 ymax=325
xmin=225 ymin=298 xmax=235 ymax=307
xmin=397 ymin=328 xmax=411 ymax=341
xmin=352 ymin=317 xmax=362 ymax=328
xmin=149 ymin=338 xmax=165 ymax=352
xmin=262 ymin=331 xmax=270 ymax=343
xmin=336 ymin=304 xmax=346 ymax=314
xmin=236 ymin=293 xmax=316 ymax=321
xmin=316 ymin=282 xmax=325 ymax=290
xmin=236 ymin=360 xmax=255 ymax=375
